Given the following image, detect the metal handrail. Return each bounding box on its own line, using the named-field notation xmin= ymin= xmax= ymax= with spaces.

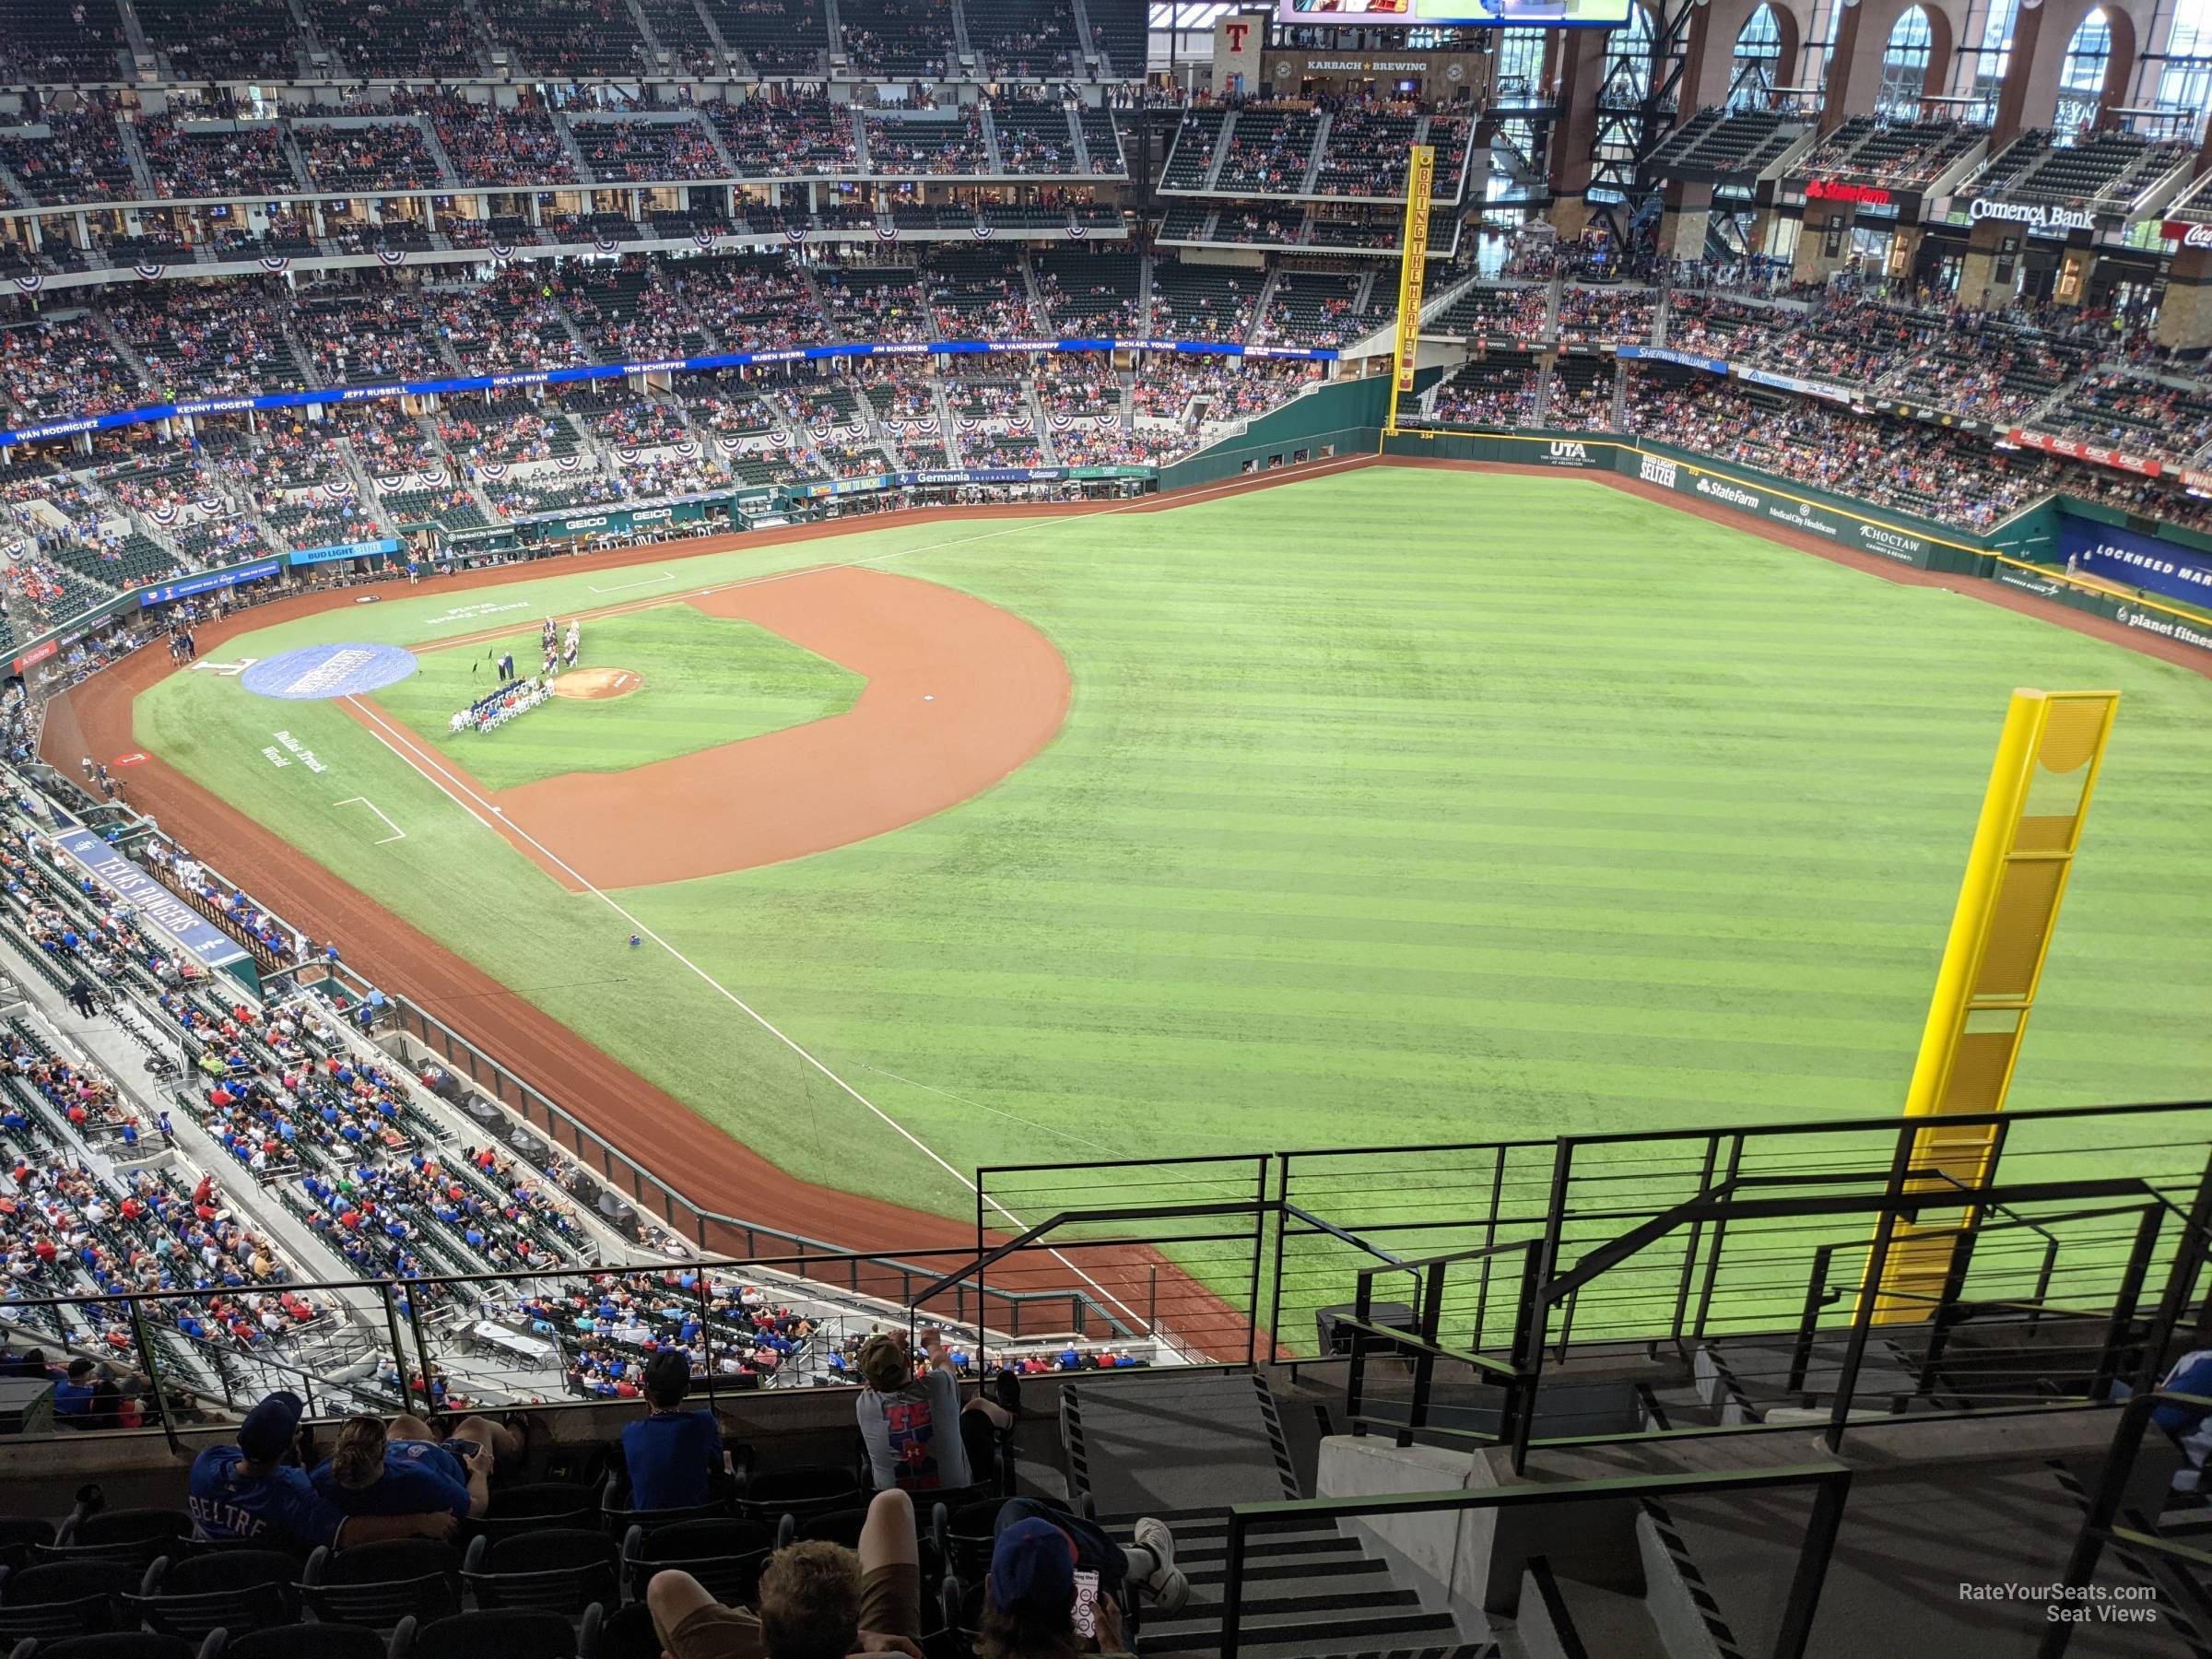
xmin=2041 ymin=1389 xmax=2212 ymax=1657
xmin=1218 ymin=1463 xmax=1854 ymax=1659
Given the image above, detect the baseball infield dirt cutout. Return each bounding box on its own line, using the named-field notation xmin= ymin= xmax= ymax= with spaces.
xmin=339 ymin=564 xmax=1072 ymax=890
xmin=552 ymin=667 xmax=641 ymax=700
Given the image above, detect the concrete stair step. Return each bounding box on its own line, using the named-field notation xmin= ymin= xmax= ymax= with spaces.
xmin=1138 ymin=1606 xmax=1463 ymax=1657
xmin=1185 ymin=1557 xmax=1393 ymax=1588
xmin=1517 ymin=1566 xmax=1672 ymax=1659
xmin=1170 ymin=1584 xmax=1425 ymax=1620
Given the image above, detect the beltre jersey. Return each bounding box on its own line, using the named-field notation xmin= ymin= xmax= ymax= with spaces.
xmin=188 ymin=1445 xmax=348 ymax=1547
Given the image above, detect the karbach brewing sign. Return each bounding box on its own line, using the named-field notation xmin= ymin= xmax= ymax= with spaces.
xmin=1805 ymin=180 xmax=1892 ymax=206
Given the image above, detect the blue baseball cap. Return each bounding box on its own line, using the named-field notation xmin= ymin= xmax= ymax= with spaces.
xmin=237 ymin=1390 xmax=304 ymax=1461
xmin=990 ymin=1515 xmax=1077 ymax=1614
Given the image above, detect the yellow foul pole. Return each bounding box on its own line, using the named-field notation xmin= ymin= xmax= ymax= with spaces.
xmin=1866 ymin=687 xmax=2120 ymax=1324
xmin=1385 ymin=142 xmax=1436 ymax=437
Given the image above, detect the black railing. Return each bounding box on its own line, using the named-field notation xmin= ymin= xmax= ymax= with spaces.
xmin=1218 ymin=1463 xmax=1853 ymax=1659
xmin=2042 ymin=1389 xmax=2212 ymax=1657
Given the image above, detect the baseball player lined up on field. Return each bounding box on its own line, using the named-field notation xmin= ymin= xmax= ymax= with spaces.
xmin=563 ymin=619 xmax=580 ymax=668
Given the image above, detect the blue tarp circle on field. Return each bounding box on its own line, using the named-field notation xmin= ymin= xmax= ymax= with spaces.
xmin=241 ymin=642 xmax=418 ymax=700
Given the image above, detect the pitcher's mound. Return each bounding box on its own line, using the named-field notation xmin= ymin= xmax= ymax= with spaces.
xmin=553 ymin=667 xmax=642 ymax=700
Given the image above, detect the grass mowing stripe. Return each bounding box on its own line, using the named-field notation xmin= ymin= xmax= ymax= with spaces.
xmin=136 ymin=469 xmax=2212 ymax=1339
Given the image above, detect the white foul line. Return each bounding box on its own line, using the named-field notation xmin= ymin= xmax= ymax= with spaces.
xmin=334 ymin=463 xmax=1371 ymax=1339
xmin=587 ymin=570 xmax=677 ymax=594
xmin=340 ymin=691 xmax=1153 ymax=1334
xmin=334 ymin=795 xmax=406 ymax=844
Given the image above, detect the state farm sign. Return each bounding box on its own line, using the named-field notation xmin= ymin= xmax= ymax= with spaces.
xmin=1806 ymin=180 xmax=1891 ymax=207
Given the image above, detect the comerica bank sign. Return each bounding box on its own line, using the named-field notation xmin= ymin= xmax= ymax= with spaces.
xmin=1968 ymin=198 xmax=2095 ymax=235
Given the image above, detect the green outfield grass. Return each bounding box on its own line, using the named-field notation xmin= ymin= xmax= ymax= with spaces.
xmin=365 ymin=606 xmax=863 ymax=793
xmin=133 ymin=471 xmax=2212 ymax=1315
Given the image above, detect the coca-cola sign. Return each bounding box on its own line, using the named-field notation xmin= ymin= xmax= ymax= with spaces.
xmin=2160 ymin=219 xmax=2212 ymax=250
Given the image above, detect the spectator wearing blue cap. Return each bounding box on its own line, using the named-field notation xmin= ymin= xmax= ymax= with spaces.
xmin=187 ymin=1389 xmax=460 ymax=1551
xmin=977 ymin=1501 xmax=1185 ymax=1658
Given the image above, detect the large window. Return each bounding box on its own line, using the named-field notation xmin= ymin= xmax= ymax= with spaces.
xmin=1731 ymin=4 xmax=1783 ymax=107
xmin=1947 ymin=0 xmax=2022 ymax=120
xmin=1877 ymin=6 xmax=1936 ymax=115
xmin=2145 ymin=0 xmax=2212 ymax=139
xmin=1602 ymin=3 xmax=1657 ymax=105
xmin=2057 ymin=8 xmax=2112 ymax=135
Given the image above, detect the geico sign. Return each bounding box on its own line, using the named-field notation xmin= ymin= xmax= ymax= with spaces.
xmin=2161 ymin=220 xmax=2212 ymax=249
xmin=1969 ymin=198 xmax=2094 ymax=233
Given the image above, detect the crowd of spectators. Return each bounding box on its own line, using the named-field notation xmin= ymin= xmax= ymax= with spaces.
xmin=140 ymin=114 xmax=297 ymax=201
xmin=428 ymin=95 xmax=578 ymax=186
xmin=295 ymin=119 xmax=444 ymax=193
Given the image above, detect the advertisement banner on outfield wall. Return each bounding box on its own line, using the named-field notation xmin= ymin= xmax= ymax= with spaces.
xmin=289 ymin=536 xmax=402 ymax=568
xmin=1537 ymin=438 xmax=1605 ymax=468
xmin=1624 ymin=444 xmax=1967 ymax=572
xmin=2058 ymin=515 xmax=2212 ymax=610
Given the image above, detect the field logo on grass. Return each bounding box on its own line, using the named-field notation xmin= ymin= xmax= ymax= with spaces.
xmin=241 ymin=641 xmax=418 ymax=700
xmin=1639 ymin=455 xmax=1677 ymax=488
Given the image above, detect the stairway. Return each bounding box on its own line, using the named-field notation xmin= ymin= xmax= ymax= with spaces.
xmin=1139 ymin=1509 xmax=1481 ymax=1659
xmin=1059 ymin=1371 xmax=1481 ymax=1657
xmin=1653 ymin=1459 xmax=2206 ymax=1658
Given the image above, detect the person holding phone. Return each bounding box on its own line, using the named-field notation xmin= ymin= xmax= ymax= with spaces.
xmin=976 ymin=1505 xmax=1186 ymax=1658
